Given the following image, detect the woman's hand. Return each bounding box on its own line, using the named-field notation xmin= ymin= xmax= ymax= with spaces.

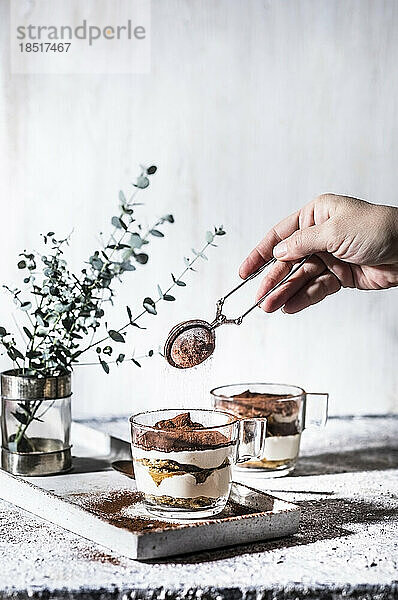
xmin=239 ymin=194 xmax=398 ymax=314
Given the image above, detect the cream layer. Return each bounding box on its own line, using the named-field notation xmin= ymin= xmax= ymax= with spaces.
xmin=131 ymin=444 xmax=234 ymax=469
xmin=263 ymin=434 xmax=301 ymax=461
xmin=134 ymin=462 xmax=232 ymax=499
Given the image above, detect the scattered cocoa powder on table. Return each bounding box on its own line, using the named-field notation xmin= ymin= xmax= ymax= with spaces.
xmin=69 ymin=490 xmax=170 ymax=533
xmin=67 ymin=489 xmax=256 ymax=535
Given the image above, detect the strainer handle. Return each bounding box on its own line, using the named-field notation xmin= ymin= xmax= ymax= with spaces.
xmin=240 ymin=255 xmax=310 ymax=320
xmin=213 ymin=255 xmax=311 ymax=327
xmin=222 ymin=257 xmax=276 ymax=302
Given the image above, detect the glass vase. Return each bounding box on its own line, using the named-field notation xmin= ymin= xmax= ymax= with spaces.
xmin=1 ymin=370 xmax=72 ymax=476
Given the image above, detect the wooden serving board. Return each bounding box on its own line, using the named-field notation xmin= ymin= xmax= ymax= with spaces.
xmin=0 ymin=422 xmax=300 ymax=560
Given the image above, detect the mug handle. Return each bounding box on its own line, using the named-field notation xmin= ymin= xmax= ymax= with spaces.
xmin=302 ymin=393 xmax=329 ymax=430
xmin=236 ymin=418 xmax=267 ymax=463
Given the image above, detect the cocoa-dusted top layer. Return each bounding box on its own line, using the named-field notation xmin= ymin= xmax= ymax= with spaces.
xmin=134 ymin=412 xmax=232 ymax=452
xmin=154 ymin=411 xmax=203 ymax=430
xmin=217 ymin=390 xmax=300 ymax=419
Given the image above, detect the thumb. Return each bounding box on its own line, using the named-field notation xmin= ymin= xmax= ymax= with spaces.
xmin=273 ymin=223 xmax=331 ymax=261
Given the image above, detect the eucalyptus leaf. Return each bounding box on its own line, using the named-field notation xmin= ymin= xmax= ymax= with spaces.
xmin=126 ymin=306 xmax=133 ymax=323
xmin=131 ymin=322 xmax=146 ymax=329
xmin=108 ymin=330 xmax=125 ymax=343
xmin=23 ymin=326 xmax=33 ymax=340
xmin=206 ymin=231 xmax=214 ymax=243
xmin=121 ymin=206 xmax=134 ymax=215
xmin=18 ymin=402 xmax=32 ymax=415
xmin=116 ymin=353 xmax=125 ymax=364
xmin=143 ymin=297 xmax=157 ymax=315
xmin=150 ymin=229 xmax=164 ymax=238
xmin=90 ymin=256 xmax=104 ymax=271
xmin=119 ymin=218 xmax=128 ymax=231
xmin=12 ymin=411 xmax=28 ymax=425
xmin=215 ymin=226 xmax=226 ymax=236
xmin=134 ymin=175 xmax=149 ymax=189
xmin=121 ymin=248 xmax=134 ymax=261
xmin=171 ymin=274 xmax=185 ymax=285
xmin=13 ymin=348 xmax=25 ymax=360
xmin=100 ymin=359 xmax=110 ymax=374
xmin=135 ymin=253 xmax=148 ymax=265
xmin=26 ymin=350 xmax=42 ymax=359
xmin=111 ymin=216 xmax=122 ymax=229
xmin=129 ymin=233 xmax=143 ymax=249
xmin=131 ymin=358 xmax=141 ymax=367
xmin=121 ymin=261 xmax=136 ymax=272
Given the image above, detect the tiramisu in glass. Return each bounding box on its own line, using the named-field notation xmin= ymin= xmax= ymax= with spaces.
xmin=130 ymin=408 xmax=267 ymax=518
xmin=211 ymin=383 xmax=328 ymax=477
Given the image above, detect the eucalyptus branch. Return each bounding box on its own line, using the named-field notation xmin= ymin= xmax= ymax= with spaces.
xmin=76 ymin=226 xmax=226 ymax=373
xmin=76 ymin=349 xmax=155 ymax=368
xmin=0 ymin=164 xmax=227 ymax=451
xmin=0 ymin=165 xmax=165 ymax=377
xmin=3 ymin=285 xmax=35 ymax=332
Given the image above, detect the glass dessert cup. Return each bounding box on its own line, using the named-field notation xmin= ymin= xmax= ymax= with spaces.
xmin=211 ymin=383 xmax=328 ymax=478
xmin=130 ymin=408 xmax=267 ymax=519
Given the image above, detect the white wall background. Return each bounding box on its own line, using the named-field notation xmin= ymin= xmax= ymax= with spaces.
xmin=0 ymin=0 xmax=397 ymax=418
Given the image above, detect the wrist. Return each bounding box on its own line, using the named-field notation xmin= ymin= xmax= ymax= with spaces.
xmin=382 ymin=205 xmax=398 ymax=264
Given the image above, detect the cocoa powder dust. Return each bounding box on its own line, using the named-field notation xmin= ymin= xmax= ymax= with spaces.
xmin=67 ymin=489 xmax=255 ymax=535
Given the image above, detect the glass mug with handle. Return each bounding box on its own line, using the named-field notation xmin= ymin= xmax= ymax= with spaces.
xmin=130 ymin=408 xmax=267 ymax=519
xmin=211 ymin=383 xmax=328 ymax=478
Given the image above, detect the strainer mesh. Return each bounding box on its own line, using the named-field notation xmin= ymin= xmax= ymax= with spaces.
xmin=169 ymin=325 xmax=215 ymax=368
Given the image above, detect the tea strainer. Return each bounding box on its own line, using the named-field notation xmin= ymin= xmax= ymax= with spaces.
xmin=164 ymin=256 xmax=310 ymax=369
